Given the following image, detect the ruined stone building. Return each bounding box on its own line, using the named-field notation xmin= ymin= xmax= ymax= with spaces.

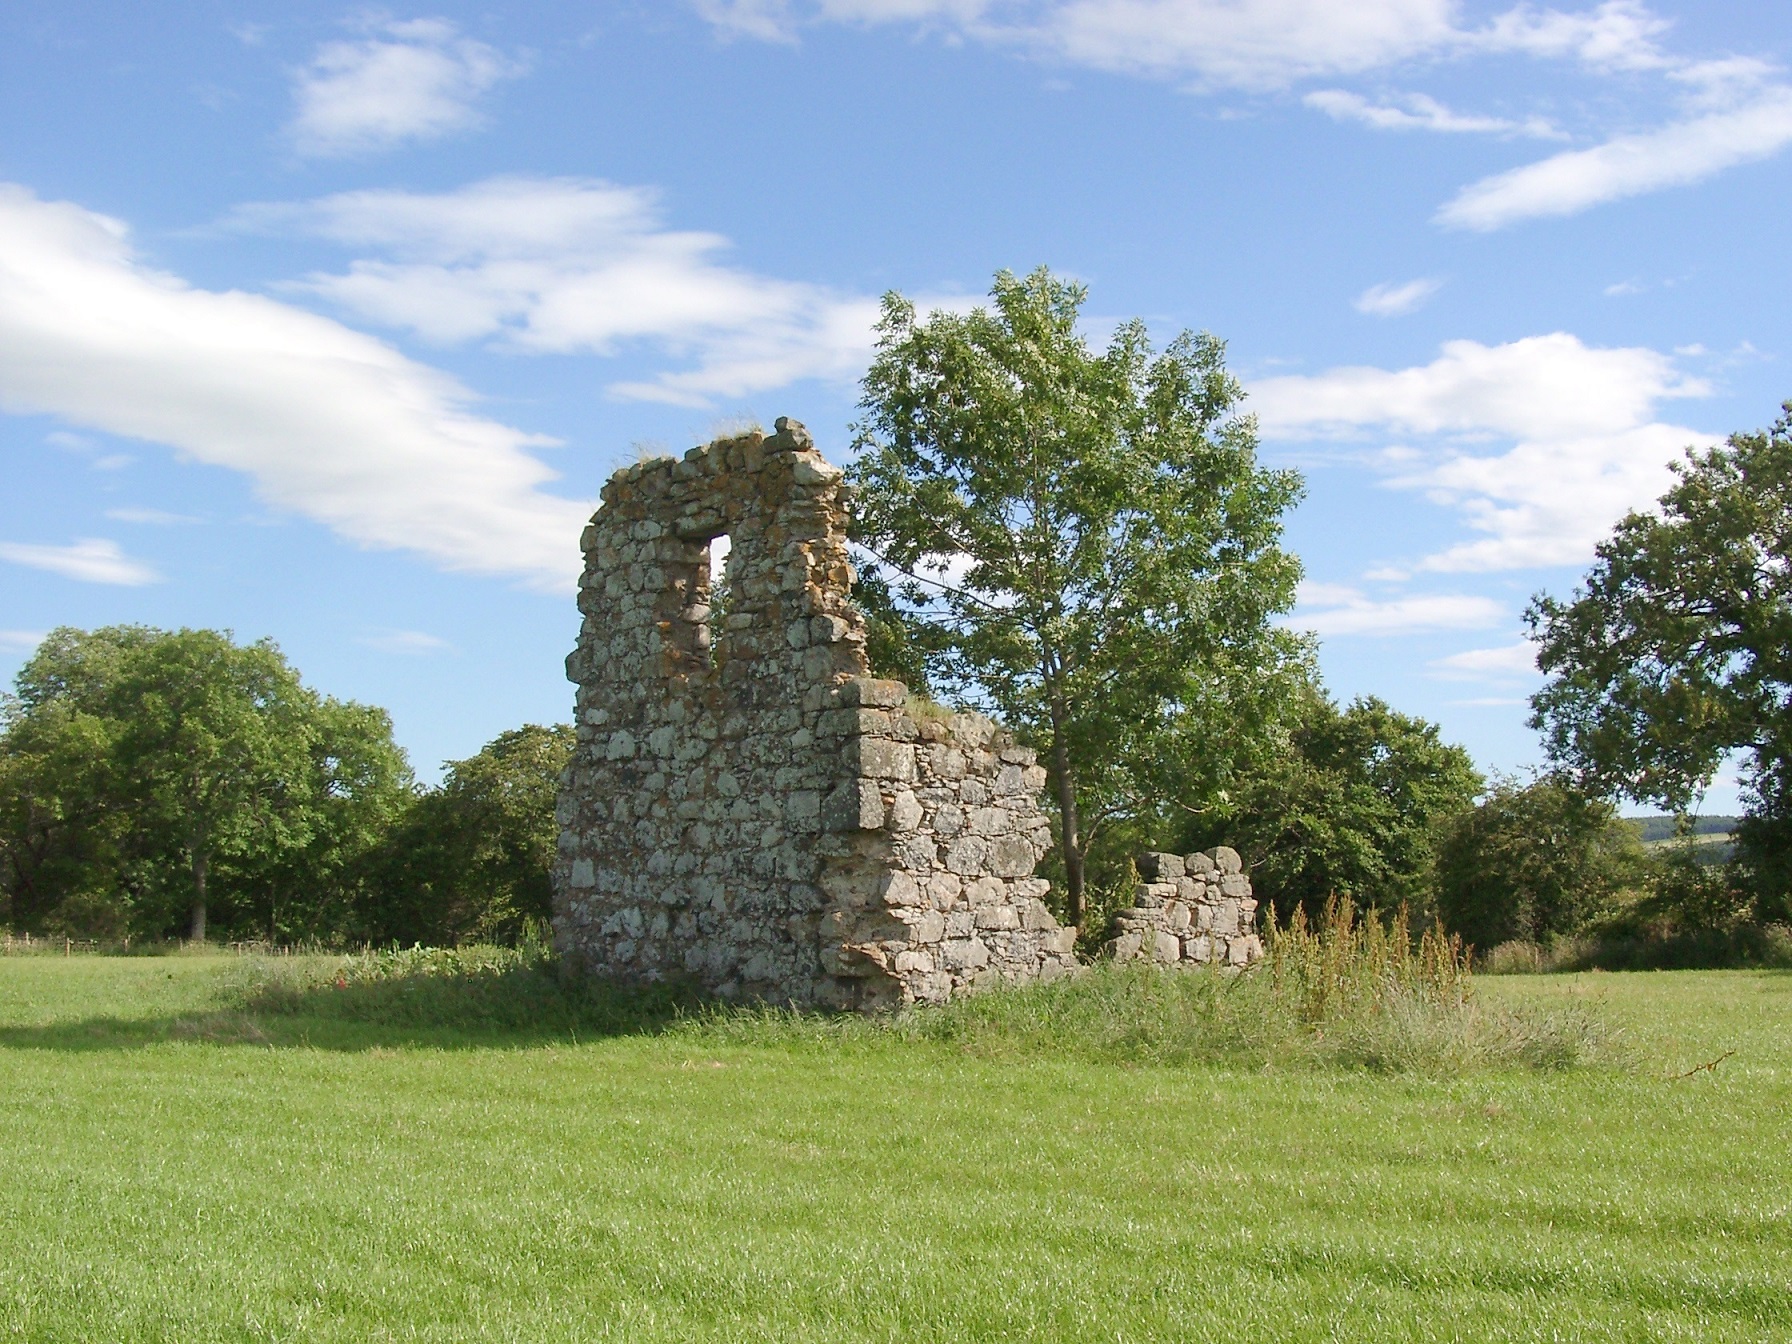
xmin=552 ymin=419 xmax=1078 ymax=1010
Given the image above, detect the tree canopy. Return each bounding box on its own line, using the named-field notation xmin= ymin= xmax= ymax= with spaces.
xmin=360 ymin=724 xmax=573 ymax=947
xmin=849 ymin=267 xmax=1307 ymax=924
xmin=0 ymin=626 xmax=411 ymax=941
xmin=1183 ymin=690 xmax=1481 ymax=924
xmin=1433 ymin=774 xmax=1645 ymax=953
xmin=1528 ymin=403 xmax=1792 ymax=918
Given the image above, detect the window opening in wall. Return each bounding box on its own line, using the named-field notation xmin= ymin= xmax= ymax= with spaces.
xmin=705 ymin=533 xmax=734 ymax=666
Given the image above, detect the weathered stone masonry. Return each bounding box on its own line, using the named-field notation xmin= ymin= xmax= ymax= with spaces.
xmin=1105 ymin=848 xmax=1264 ymax=968
xmin=552 ymin=419 xmax=1078 ymax=1010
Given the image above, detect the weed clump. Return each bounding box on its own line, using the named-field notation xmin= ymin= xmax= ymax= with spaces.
xmin=885 ymin=900 xmax=1606 ymax=1073
xmin=685 ymin=899 xmax=1612 ymax=1074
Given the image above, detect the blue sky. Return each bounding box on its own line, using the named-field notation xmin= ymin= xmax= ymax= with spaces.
xmin=1 ymin=1 xmax=1786 ymax=805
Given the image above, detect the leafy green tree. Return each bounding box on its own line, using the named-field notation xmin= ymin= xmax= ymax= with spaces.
xmin=1527 ymin=403 xmax=1792 ymax=919
xmin=1434 ymin=775 xmax=1645 ymax=953
xmin=361 ymin=725 xmax=573 ymax=946
xmin=256 ymin=698 xmax=416 ymax=942
xmin=0 ymin=626 xmax=412 ymax=941
xmin=1185 ymin=691 xmax=1482 ymax=922
xmin=0 ymin=692 xmax=128 ymax=935
xmin=101 ymin=630 xmax=320 ymax=940
xmin=849 ymin=268 xmax=1307 ymax=924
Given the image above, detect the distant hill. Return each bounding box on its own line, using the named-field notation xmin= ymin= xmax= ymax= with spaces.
xmin=1627 ymin=815 xmax=1739 ymax=844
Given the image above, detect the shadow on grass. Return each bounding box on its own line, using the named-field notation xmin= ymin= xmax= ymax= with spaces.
xmin=0 ymin=966 xmax=711 ymax=1053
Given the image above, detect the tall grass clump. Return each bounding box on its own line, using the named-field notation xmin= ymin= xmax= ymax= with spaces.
xmin=232 ymin=906 xmax=1610 ymax=1072
xmin=696 ymin=899 xmax=1611 ymax=1074
xmin=1258 ymin=899 xmax=1597 ymax=1071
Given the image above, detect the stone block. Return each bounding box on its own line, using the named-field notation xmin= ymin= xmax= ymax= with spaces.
xmin=822 ymin=780 xmax=884 ymax=832
xmin=847 ymin=737 xmax=916 ymax=782
xmin=1136 ymin=852 xmax=1185 ymax=882
xmin=945 ymin=836 xmax=990 ymax=875
xmin=841 ymin=677 xmax=906 ymax=708
xmin=1107 ymin=933 xmax=1143 ymax=962
xmin=887 ymin=789 xmax=923 ymax=832
xmin=988 ymin=835 xmax=1038 ymax=879
xmin=941 ymin=938 xmax=991 ymax=970
xmin=882 ymin=871 xmax=925 ymax=907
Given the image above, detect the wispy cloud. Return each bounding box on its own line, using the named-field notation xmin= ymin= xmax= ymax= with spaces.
xmin=1354 ymin=277 xmax=1442 ymax=317
xmin=1439 ymin=83 xmax=1792 ymax=230
xmin=105 ymin=507 xmax=201 ymax=525
xmin=358 ymin=629 xmax=453 ymax=655
xmin=0 ymin=538 xmax=158 ymax=586
xmin=1251 ymin=332 xmax=1715 ymax=573
xmin=1476 ymin=0 xmax=1672 ymax=71
xmin=1307 ymin=90 xmax=1559 ymax=138
xmin=1430 ymin=640 xmax=1540 ymax=678
xmin=702 ymin=0 xmax=1464 ymax=91
xmin=1286 ymin=582 xmax=1505 ymax=637
xmin=289 ymin=18 xmax=526 ymax=158
xmin=0 ymin=183 xmax=588 ymax=588
xmin=701 ymin=2 xmax=1792 ymax=227
xmin=229 ymin=176 xmax=893 ymax=407
xmin=0 ymin=630 xmax=46 ymax=654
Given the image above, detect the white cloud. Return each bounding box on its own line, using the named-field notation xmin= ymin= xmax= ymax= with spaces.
xmin=1353 ymin=277 xmax=1442 ymax=317
xmin=1252 ymin=332 xmax=1704 ymax=442
xmin=698 ymin=1 xmax=1682 ymax=91
xmin=230 ymin=176 xmax=889 ymax=407
xmin=0 ymin=183 xmax=588 ymax=588
xmin=358 ymin=629 xmax=452 ymax=655
xmin=1430 ymin=640 xmax=1540 ymax=678
xmin=696 ymin=0 xmax=805 ymax=42
xmin=1287 ymin=582 xmax=1505 ymax=637
xmin=706 ymin=0 xmax=1463 ymax=90
xmin=0 ymin=538 xmax=158 ymax=586
xmin=701 ymin=2 xmax=1792 ymax=224
xmin=0 ymin=630 xmax=47 ymax=654
xmin=1477 ymin=0 xmax=1671 ymax=71
xmin=289 ymin=18 xmax=525 ymax=158
xmin=105 ymin=507 xmax=201 ymax=525
xmin=1027 ymin=0 xmax=1461 ymax=89
xmin=1251 ymin=333 xmax=1717 ymax=573
xmin=1307 ymin=90 xmax=1559 ymax=137
xmin=1439 ymin=83 xmax=1792 ymax=229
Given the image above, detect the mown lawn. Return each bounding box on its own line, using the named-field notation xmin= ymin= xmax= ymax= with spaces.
xmin=0 ymin=957 xmax=1787 ymax=1342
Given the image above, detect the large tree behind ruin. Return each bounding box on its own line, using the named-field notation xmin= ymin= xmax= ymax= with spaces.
xmin=848 ymin=268 xmax=1308 ymax=925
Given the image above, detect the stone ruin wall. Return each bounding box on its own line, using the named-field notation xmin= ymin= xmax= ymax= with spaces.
xmin=552 ymin=419 xmax=1078 ymax=1011
xmin=1106 ymin=848 xmax=1264 ymax=968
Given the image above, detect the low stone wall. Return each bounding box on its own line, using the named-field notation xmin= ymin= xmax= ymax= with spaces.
xmin=553 ymin=419 xmax=1076 ymax=1011
xmin=1105 ymin=848 xmax=1264 ymax=967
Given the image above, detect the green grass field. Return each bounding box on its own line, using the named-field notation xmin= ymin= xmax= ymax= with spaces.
xmin=1 ymin=957 xmax=1788 ymax=1342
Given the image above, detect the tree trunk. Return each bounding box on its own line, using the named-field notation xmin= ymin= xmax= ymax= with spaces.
xmin=1047 ymin=696 xmax=1086 ymax=929
xmin=189 ymin=848 xmax=208 ymax=944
